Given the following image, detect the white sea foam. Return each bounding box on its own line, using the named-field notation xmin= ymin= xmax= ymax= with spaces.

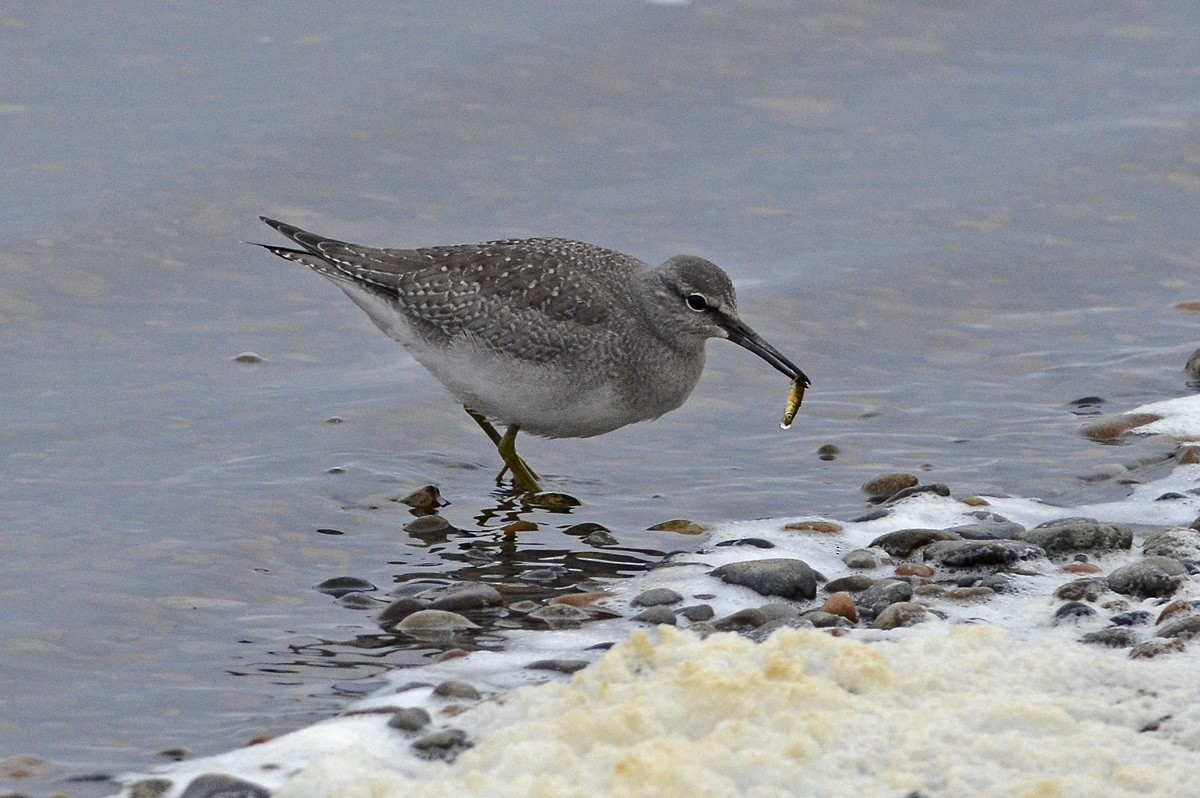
xmin=117 ymin=398 xmax=1200 ymax=798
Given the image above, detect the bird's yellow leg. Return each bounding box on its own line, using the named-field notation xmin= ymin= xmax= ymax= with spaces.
xmin=464 ymin=407 xmax=540 ymax=488
xmin=498 ymin=424 xmax=541 ymax=493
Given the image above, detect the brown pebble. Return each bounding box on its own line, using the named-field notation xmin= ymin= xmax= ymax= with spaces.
xmin=1130 ymin=638 xmax=1185 ymax=659
xmin=862 ymin=472 xmax=919 ymax=501
xmin=959 ymin=496 xmax=990 ymax=507
xmin=648 ymin=519 xmax=706 ymax=535
xmin=502 ymin=519 xmax=538 ymax=534
xmin=946 ymin=586 xmax=996 ymax=601
xmin=782 ymin=520 xmax=842 ymax=534
xmin=1079 ymin=413 xmax=1162 ymax=442
xmin=914 ymin=584 xmax=945 ymax=597
xmin=550 ymin=591 xmax=614 ymax=607
xmin=820 ymin=591 xmax=859 ymax=623
xmin=1060 ymin=562 xmax=1102 ymax=574
xmin=434 ymin=648 xmax=470 ymax=662
xmin=1156 ymin=600 xmax=1194 ymax=626
xmin=895 ymin=563 xmax=934 ymax=578
xmin=1174 ymin=301 xmax=1200 ymax=312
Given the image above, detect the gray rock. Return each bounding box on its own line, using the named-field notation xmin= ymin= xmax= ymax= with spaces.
xmin=855 ymin=579 xmax=914 ymax=619
xmin=978 ymin=573 xmax=1015 ymax=593
xmin=714 ymin=537 xmax=776 ymax=549
xmin=378 ymin=597 xmax=425 ymax=625
xmin=178 ymin=774 xmax=270 ymax=798
xmin=884 ymin=484 xmax=951 ymax=504
xmin=412 ymin=729 xmax=471 ymax=761
xmin=1053 ymin=601 xmax=1098 ymax=624
xmin=824 ymin=575 xmax=874 ymax=593
xmin=800 ymin=610 xmax=853 ymax=629
xmin=712 ymin=607 xmax=770 ymax=631
xmin=746 ymin=617 xmax=815 ymax=642
xmin=526 ymin=659 xmax=590 ymax=674
xmin=423 ymin=582 xmax=503 ymax=612
xmin=873 ymin=601 xmax=927 ymax=630
xmin=1110 ymin=610 xmax=1152 ymax=626
xmin=632 ymin=605 xmax=677 ymax=625
xmin=526 ymin=604 xmax=592 ymax=625
xmin=632 ymin=588 xmax=684 ymax=607
xmin=128 ymin=779 xmax=174 ymax=798
xmin=433 ymin=680 xmax=481 ymax=700
xmin=337 ymin=591 xmax=379 ymax=609
xmin=710 ymin=558 xmax=821 ymax=600
xmin=395 ymin=609 xmax=479 ymax=632
xmin=1079 ymin=627 xmax=1139 ymax=648
xmin=1018 ymin=521 xmax=1131 ymax=555
xmin=757 ymin=602 xmax=801 ymax=622
xmin=314 ymin=576 xmax=376 ymax=598
xmin=404 ymin=514 xmax=455 ymax=535
xmin=843 ymin=548 xmax=890 ymax=569
xmin=677 ymin=604 xmax=715 ymax=621
xmin=388 ymin=707 xmax=432 ymax=732
xmin=946 ymin=521 xmax=1025 ymax=540
xmin=1156 ymin=614 xmax=1200 ymax=640
xmin=1142 ymin=526 xmax=1200 ymax=567
xmin=1055 ymin=578 xmax=1110 ymax=602
xmin=585 ymin=529 xmax=619 ymax=546
xmin=1107 ymin=556 xmax=1188 ymax=598
xmin=870 ymin=528 xmax=960 ymax=558
xmin=922 ymin=539 xmax=1045 ymax=568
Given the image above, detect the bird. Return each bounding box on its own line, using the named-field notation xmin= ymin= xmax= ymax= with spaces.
xmin=255 ymin=217 xmax=809 ymax=493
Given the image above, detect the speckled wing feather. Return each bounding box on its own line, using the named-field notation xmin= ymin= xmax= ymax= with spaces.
xmin=259 ymin=218 xmax=646 ymax=363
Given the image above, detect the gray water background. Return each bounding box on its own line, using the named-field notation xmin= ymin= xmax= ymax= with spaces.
xmin=3 ymin=2 xmax=1200 ymax=794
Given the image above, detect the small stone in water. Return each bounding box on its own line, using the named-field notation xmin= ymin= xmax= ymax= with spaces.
xmin=433 ymin=681 xmax=481 ymax=700
xmin=632 ymin=605 xmax=677 ymax=625
xmin=314 ymin=576 xmax=376 ymax=598
xmin=388 ymin=707 xmax=432 ymax=732
xmin=232 ymin=352 xmax=264 ymax=364
xmin=632 ymin=588 xmax=683 ymax=607
xmin=648 ymin=519 xmax=706 ymax=535
xmin=861 ymin=472 xmax=919 ymax=501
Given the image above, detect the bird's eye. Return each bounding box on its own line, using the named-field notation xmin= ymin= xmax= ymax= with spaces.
xmin=686 ymin=293 xmax=708 ymax=312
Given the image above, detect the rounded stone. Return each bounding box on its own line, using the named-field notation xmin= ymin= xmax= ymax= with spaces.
xmin=824 ymin=575 xmax=874 ymax=593
xmin=843 ymin=548 xmax=890 ymax=569
xmin=1055 ymin=578 xmax=1110 ymax=602
xmin=314 ymin=576 xmax=376 ymax=597
xmin=631 ymin=588 xmax=684 ymax=607
xmin=1156 ymin=614 xmax=1200 ymax=641
xmin=433 ymin=680 xmax=481 ymax=700
xmin=395 ymin=609 xmax=479 ymax=632
xmin=388 ymin=707 xmax=432 ymax=732
xmin=677 ymin=604 xmax=715 ymax=622
xmin=404 ymin=514 xmax=455 ymax=535
xmin=423 ymin=582 xmax=503 ymax=612
xmin=800 ymin=610 xmax=853 ymax=628
xmin=945 ymin=520 xmax=1025 ymax=540
xmin=873 ymin=601 xmax=927 ymax=630
xmin=922 ymin=539 xmax=1044 ymax=568
xmin=861 ymin=472 xmax=919 ymax=500
xmin=1053 ymin=601 xmax=1098 ymax=623
xmin=632 ymin=605 xmax=677 ymax=625
xmin=412 ymin=729 xmax=470 ymax=760
xmin=526 ymin=659 xmax=589 ymax=674
xmin=821 ymin=591 xmax=859 ymax=623
xmin=1142 ymin=526 xmax=1200 ymax=567
xmin=1018 ymin=521 xmax=1132 ymax=555
xmin=178 ymin=774 xmax=270 ymax=798
xmin=1107 ymin=556 xmax=1187 ymax=598
xmin=869 ymin=528 xmax=959 ymax=558
xmin=710 ymin=558 xmax=821 ymax=600
xmin=855 ymin=579 xmax=914 ymax=619
xmin=712 ymin=608 xmax=770 ymax=631
xmin=1079 ymin=627 xmax=1139 ymax=648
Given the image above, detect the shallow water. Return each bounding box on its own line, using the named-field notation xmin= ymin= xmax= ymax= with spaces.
xmin=3 ymin=2 xmax=1200 ymax=795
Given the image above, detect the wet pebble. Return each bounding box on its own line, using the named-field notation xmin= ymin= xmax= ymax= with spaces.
xmin=1053 ymin=601 xmax=1098 ymax=623
xmin=648 ymin=519 xmax=706 ymax=535
xmin=585 ymin=529 xmax=619 ymax=546
xmin=843 ymin=548 xmax=890 ymax=569
xmin=128 ymin=778 xmax=173 ymax=798
xmin=885 ymin=484 xmax=951 ymax=504
xmin=1156 ymin=614 xmax=1200 ymax=641
xmin=1130 ymin=638 xmax=1185 ymax=659
xmin=423 ymin=583 xmax=502 ymax=613
xmin=855 ymin=579 xmax=914 ymax=619
xmin=1106 ymin=556 xmax=1187 ymax=598
xmin=337 ymin=591 xmax=379 ymax=609
xmin=1080 ymin=413 xmax=1162 ymax=442
xmin=712 ymin=608 xmax=769 ymax=631
xmin=757 ymin=602 xmax=801 ymax=622
xmin=923 ymin=539 xmax=1044 ymax=568
xmin=800 ymin=610 xmax=853 ymax=628
xmin=231 ymin=352 xmax=264 ymax=364
xmin=378 ymin=597 xmax=425 ymax=625
xmin=526 ymin=604 xmax=592 ymax=625
xmin=894 ymin=563 xmax=935 ymax=578
xmin=677 ymin=604 xmax=714 ymax=622
xmin=1079 ymin=627 xmax=1139 ymax=648
xmin=397 ymin=485 xmax=445 ymax=512
xmin=1142 ymin=526 xmax=1200 ymax=567
xmin=404 ymin=514 xmax=455 ymax=535
xmin=945 ymin=586 xmax=996 ymax=601
xmin=632 ymin=588 xmax=683 ymax=607
xmin=714 ymin=537 xmax=776 ymax=549
xmin=873 ymin=601 xmax=926 ymax=630
xmin=1055 ymin=577 xmax=1110 ymax=602
xmin=388 ymin=707 xmax=432 ymax=732
xmin=1018 ymin=521 xmax=1131 ymax=555
xmin=710 ymin=558 xmax=821 ymax=600
xmin=820 ymin=591 xmax=859 ymax=623
xmin=1156 ymin=600 xmax=1195 ymax=625
xmin=395 ymin=609 xmax=479 ymax=632
xmin=870 ymin=528 xmax=959 ymax=558
xmin=862 ymin=472 xmax=919 ymax=501
xmin=632 ymin=605 xmax=677 ymax=625
xmin=824 ymin=574 xmax=874 ymax=593
xmin=782 ymin=520 xmax=842 ymax=534
xmin=314 ymin=576 xmax=376 ymax=598
xmin=433 ymin=681 xmax=481 ymax=700
xmin=549 ymin=591 xmax=613 ymax=607
xmin=412 ymin=729 xmax=471 ymax=761
xmin=1111 ymin=610 xmax=1152 ymax=626
xmin=506 ymin=600 xmax=540 ymax=614
xmin=178 ymin=773 xmax=270 ymax=798
xmin=946 ymin=520 xmax=1024 ymax=540
xmin=526 ymin=659 xmax=589 ymax=674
